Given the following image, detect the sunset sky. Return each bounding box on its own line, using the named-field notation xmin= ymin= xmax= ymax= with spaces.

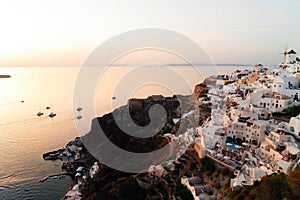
xmin=0 ymin=0 xmax=299 ymax=66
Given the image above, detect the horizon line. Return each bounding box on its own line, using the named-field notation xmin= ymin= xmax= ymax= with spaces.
xmin=0 ymin=63 xmax=257 ymax=67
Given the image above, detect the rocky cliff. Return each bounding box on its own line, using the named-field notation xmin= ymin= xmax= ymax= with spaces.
xmin=79 ymin=82 xmax=211 ymax=199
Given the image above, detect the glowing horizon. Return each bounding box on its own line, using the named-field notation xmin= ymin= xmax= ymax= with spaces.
xmin=1 ymin=0 xmax=300 ymax=66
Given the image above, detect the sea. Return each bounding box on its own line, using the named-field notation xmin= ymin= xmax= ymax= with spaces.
xmin=0 ymin=65 xmax=250 ymax=199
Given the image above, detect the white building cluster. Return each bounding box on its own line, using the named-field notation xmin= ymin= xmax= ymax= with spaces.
xmin=194 ymin=49 xmax=300 ymax=189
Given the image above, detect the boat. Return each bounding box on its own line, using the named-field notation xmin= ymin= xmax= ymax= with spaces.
xmin=59 ymin=175 xmax=65 ymax=179
xmin=39 ymin=176 xmax=48 ymax=182
xmin=76 ymin=115 xmax=82 ymax=120
xmin=36 ymin=111 xmax=44 ymax=117
xmin=76 ymin=107 xmax=83 ymax=112
xmin=49 ymin=112 xmax=56 ymax=118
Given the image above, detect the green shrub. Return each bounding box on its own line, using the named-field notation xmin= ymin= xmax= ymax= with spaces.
xmin=174 ymin=182 xmax=194 ymax=200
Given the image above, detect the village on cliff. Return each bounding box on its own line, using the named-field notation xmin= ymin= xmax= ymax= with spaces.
xmin=133 ymin=49 xmax=299 ymax=199
xmin=196 ymin=49 xmax=300 ymax=179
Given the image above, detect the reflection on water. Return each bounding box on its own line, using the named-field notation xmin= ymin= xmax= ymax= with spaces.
xmin=0 ymin=67 xmax=79 ymax=199
xmin=0 ymin=65 xmax=247 ymax=199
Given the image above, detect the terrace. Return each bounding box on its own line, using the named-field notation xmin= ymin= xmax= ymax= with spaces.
xmin=262 ymin=92 xmax=291 ymax=100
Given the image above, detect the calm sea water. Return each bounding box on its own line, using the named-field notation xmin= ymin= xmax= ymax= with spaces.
xmin=0 ymin=65 xmax=250 ymax=199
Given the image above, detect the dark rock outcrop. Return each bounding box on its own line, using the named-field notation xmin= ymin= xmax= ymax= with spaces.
xmin=79 ymin=82 xmax=211 ymax=199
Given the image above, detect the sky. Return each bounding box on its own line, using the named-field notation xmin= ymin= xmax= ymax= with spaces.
xmin=0 ymin=0 xmax=300 ymax=66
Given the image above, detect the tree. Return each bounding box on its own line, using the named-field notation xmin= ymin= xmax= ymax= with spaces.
xmin=256 ymin=174 xmax=291 ymax=200
xmin=200 ymin=157 xmax=215 ymax=174
xmin=174 ymin=182 xmax=194 ymax=200
xmin=288 ymin=167 xmax=300 ymax=199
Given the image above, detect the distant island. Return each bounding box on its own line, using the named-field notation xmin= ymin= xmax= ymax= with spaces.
xmin=0 ymin=75 xmax=11 ymax=78
xmin=109 ymin=63 xmax=252 ymax=67
xmin=167 ymin=63 xmax=252 ymax=67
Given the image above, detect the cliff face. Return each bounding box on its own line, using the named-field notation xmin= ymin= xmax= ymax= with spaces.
xmin=93 ymin=95 xmax=183 ymax=151
xmin=80 ymin=83 xmax=211 ymax=199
